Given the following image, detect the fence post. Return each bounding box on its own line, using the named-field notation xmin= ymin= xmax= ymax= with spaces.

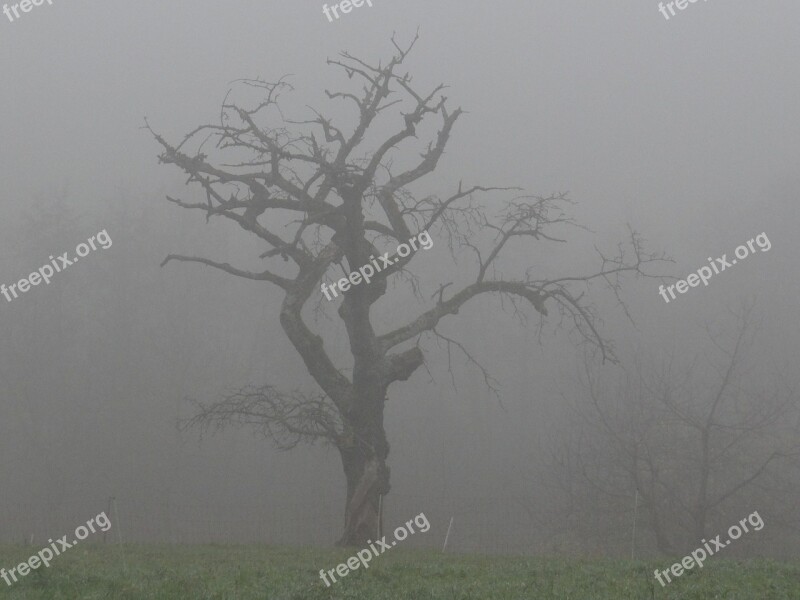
xmin=442 ymin=516 xmax=454 ymax=552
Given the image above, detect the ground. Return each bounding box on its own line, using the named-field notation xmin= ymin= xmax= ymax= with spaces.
xmin=0 ymin=544 xmax=797 ymax=599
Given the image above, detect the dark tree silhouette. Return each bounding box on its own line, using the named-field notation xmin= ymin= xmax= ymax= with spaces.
xmin=563 ymin=302 xmax=800 ymax=554
xmin=149 ymin=34 xmax=662 ymax=546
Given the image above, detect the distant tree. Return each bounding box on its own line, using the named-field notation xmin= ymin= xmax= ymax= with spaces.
xmin=0 ymin=194 xmax=97 ymax=517
xmin=564 ymin=302 xmax=800 ymax=554
xmin=149 ymin=34 xmax=662 ymax=546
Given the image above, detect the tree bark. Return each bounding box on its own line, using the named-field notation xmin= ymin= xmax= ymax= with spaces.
xmin=336 ymin=400 xmax=390 ymax=547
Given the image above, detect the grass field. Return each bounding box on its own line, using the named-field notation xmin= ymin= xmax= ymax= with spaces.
xmin=0 ymin=544 xmax=797 ymax=599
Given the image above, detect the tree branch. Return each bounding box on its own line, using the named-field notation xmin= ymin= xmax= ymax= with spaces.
xmin=160 ymin=254 xmax=292 ymax=289
xmin=180 ymin=385 xmax=342 ymax=450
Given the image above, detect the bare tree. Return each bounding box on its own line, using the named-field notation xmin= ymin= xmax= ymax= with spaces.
xmin=568 ymin=302 xmax=800 ymax=554
xmin=149 ymin=35 xmax=662 ymax=546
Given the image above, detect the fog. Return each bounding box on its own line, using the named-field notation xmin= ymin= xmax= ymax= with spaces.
xmin=1 ymin=0 xmax=798 ymax=560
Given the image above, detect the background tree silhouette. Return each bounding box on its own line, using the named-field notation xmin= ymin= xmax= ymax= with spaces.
xmin=553 ymin=302 xmax=800 ymax=555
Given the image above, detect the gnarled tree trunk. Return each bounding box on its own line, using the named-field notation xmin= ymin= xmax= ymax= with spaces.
xmin=337 ymin=405 xmax=390 ymax=546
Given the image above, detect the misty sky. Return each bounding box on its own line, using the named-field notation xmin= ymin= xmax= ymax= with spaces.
xmin=0 ymin=0 xmax=798 ymax=550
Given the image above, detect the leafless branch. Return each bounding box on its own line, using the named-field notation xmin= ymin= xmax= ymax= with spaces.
xmin=180 ymin=385 xmax=343 ymax=451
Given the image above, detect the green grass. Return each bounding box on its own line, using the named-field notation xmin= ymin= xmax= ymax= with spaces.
xmin=0 ymin=544 xmax=797 ymax=599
